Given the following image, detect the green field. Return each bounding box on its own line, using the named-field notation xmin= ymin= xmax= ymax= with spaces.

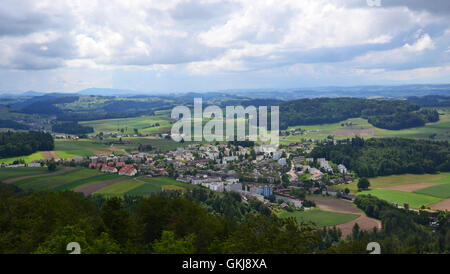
xmin=80 ymin=112 xmax=173 ymax=135
xmin=0 ymin=167 xmax=51 ymax=181
xmin=54 ymin=139 xmax=114 ymax=158
xmin=125 ymin=182 xmax=163 ymax=196
xmin=94 ymin=176 xmax=194 ymax=197
xmin=336 ymin=173 xmax=450 ymax=193
xmin=95 ymin=179 xmax=144 ymax=196
xmin=280 ymin=107 xmax=450 ymax=144
xmin=0 ymin=152 xmax=44 ymax=164
xmin=358 ymin=189 xmax=442 ymax=209
xmin=12 ymin=168 xmax=119 ymax=192
xmin=415 ymin=183 xmax=450 ymax=199
xmin=279 ymin=209 xmax=359 ymax=227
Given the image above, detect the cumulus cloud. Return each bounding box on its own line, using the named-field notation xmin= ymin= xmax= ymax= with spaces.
xmin=0 ymin=0 xmax=449 ymax=91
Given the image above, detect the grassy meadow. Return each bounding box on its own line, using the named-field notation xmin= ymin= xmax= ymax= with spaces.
xmin=0 ymin=152 xmax=44 ymax=164
xmin=80 ymin=111 xmax=173 ymax=135
xmin=358 ymin=188 xmax=442 ymax=209
xmin=0 ymin=167 xmax=50 ymax=181
xmin=280 ymin=107 xmax=450 ymax=144
xmin=94 ymin=176 xmax=195 ymax=197
xmin=336 ymin=173 xmax=450 ymax=193
xmin=12 ymin=168 xmax=119 ymax=192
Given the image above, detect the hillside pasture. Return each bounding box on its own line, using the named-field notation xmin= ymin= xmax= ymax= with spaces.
xmin=280 ymin=107 xmax=450 ymax=143
xmin=0 ymin=167 xmax=49 ymax=182
xmin=12 ymin=168 xmax=116 ymax=192
xmin=414 ymin=183 xmax=450 ymax=199
xmin=357 ymin=189 xmax=442 ymax=209
xmin=0 ymin=152 xmax=44 ymax=164
xmin=93 ymin=176 xmax=195 ymax=197
xmin=80 ymin=113 xmax=172 ymax=135
xmin=54 ymin=139 xmax=114 ymax=158
xmin=335 ymin=173 xmax=450 ymax=193
xmin=94 ymin=179 xmax=144 ymax=197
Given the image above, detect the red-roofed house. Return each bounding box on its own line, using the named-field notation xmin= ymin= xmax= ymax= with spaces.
xmin=311 ymin=172 xmax=323 ymax=181
xmin=101 ymin=165 xmax=118 ymax=173
xmin=116 ymin=162 xmax=126 ymax=168
xmin=119 ymin=166 xmax=137 ymax=176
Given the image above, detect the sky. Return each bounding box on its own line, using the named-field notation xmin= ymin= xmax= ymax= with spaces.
xmin=0 ymin=0 xmax=449 ymax=93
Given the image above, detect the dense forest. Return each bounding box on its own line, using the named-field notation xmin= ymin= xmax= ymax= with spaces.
xmin=0 ymin=131 xmax=54 ymax=158
xmin=352 ymin=195 xmax=450 ymax=253
xmin=52 ymin=122 xmax=94 ymax=135
xmin=367 ymin=109 xmax=439 ymax=130
xmin=0 ymin=184 xmax=448 ymax=254
xmin=279 ymin=98 xmax=439 ymax=130
xmin=311 ymin=137 xmax=450 ymax=177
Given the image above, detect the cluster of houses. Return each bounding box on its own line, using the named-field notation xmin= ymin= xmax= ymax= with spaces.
xmin=88 ymin=161 xmax=137 ymax=176
xmin=1 ymin=140 xmax=353 ymax=211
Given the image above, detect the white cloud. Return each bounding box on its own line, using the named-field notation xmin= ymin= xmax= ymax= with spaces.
xmin=0 ymin=0 xmax=449 ymax=91
xmin=355 ymin=34 xmax=436 ymax=66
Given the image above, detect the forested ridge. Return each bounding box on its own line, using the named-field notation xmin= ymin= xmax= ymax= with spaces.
xmin=0 ymin=185 xmax=448 ymax=254
xmin=52 ymin=121 xmax=94 ymax=135
xmin=279 ymin=98 xmax=439 ymax=130
xmin=0 ymin=131 xmax=54 ymax=158
xmin=311 ymin=137 xmax=450 ymax=177
xmin=0 ymin=120 xmax=29 ymax=130
xmin=406 ymin=95 xmax=450 ymax=107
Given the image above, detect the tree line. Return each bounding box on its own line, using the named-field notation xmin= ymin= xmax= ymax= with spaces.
xmin=279 ymin=97 xmax=439 ymax=130
xmin=1 ymin=184 xmax=448 ymax=254
xmin=310 ymin=137 xmax=450 ymax=177
xmin=52 ymin=121 xmax=94 ymax=135
xmin=0 ymin=131 xmax=54 ymax=158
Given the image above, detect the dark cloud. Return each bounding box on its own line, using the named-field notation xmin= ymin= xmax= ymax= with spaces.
xmin=0 ymin=13 xmax=50 ymax=36
xmin=10 ymin=53 xmax=64 ymax=70
xmin=20 ymin=37 xmax=76 ymax=59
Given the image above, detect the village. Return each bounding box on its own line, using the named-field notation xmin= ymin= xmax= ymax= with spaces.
xmin=1 ymin=140 xmax=356 ymax=211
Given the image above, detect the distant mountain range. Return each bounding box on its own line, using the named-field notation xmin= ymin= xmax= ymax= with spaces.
xmin=1 ymin=84 xmax=449 ymax=100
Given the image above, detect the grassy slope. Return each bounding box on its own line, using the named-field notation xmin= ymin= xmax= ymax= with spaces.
xmin=125 ymin=183 xmax=162 ymax=196
xmin=80 ymin=112 xmax=172 ymax=135
xmin=358 ymin=189 xmax=442 ymax=209
xmin=0 ymin=152 xmax=44 ymax=164
xmin=54 ymin=139 xmax=112 ymax=158
xmin=279 ymin=209 xmax=359 ymax=227
xmin=12 ymin=168 xmax=113 ymax=192
xmin=415 ymin=183 xmax=450 ymax=199
xmin=280 ymin=107 xmax=450 ymax=144
xmin=94 ymin=180 xmax=144 ymax=196
xmin=336 ymin=173 xmax=450 ymax=193
xmin=0 ymin=167 xmax=50 ymax=181
xmin=94 ymin=176 xmax=195 ymax=197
